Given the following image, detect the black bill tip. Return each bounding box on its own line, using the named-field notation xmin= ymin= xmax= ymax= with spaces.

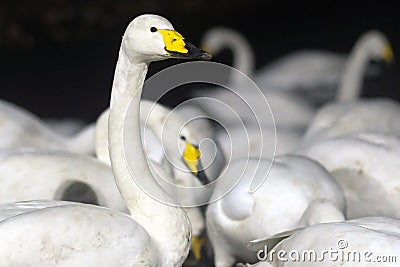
xmin=167 ymin=42 xmax=212 ymax=60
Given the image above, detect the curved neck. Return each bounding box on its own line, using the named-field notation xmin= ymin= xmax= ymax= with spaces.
xmin=336 ymin=41 xmax=370 ymax=102
xmin=230 ymin=38 xmax=255 ymax=85
xmin=213 ymin=33 xmax=255 ymax=85
xmin=108 ymin=47 xmax=189 ymax=265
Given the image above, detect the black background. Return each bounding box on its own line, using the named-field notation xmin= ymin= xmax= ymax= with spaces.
xmin=0 ymin=0 xmax=399 ymax=122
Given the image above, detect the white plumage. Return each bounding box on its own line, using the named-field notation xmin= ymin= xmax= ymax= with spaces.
xmin=247 ymin=217 xmax=400 ymax=266
xmin=0 ymin=99 xmax=94 ymax=154
xmin=302 ymin=99 xmax=400 ymax=144
xmin=298 ymin=133 xmax=400 ymax=218
xmin=0 ymin=151 xmax=126 ymax=211
xmin=0 ymin=14 xmax=210 ymax=266
xmin=206 ymin=155 xmax=345 ymax=266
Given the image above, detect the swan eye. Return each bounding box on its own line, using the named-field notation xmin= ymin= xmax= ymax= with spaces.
xmin=180 ymin=135 xmax=186 ymax=141
xmin=150 ymin=27 xmax=157 ymax=33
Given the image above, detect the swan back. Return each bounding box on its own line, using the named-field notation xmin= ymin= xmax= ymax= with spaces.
xmin=0 ymin=151 xmax=127 ymax=211
xmin=0 ymin=202 xmax=159 ymax=266
xmin=0 ymin=99 xmax=95 ymax=154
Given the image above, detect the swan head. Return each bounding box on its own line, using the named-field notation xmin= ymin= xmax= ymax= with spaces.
xmin=358 ymin=30 xmax=394 ymax=63
xmin=180 ymin=135 xmax=210 ymax=185
xmin=122 ymin=14 xmax=211 ymax=62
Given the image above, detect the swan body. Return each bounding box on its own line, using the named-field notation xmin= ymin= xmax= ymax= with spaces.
xmin=193 ymin=85 xmax=314 ymax=131
xmin=298 ymin=132 xmax=400 ymax=218
xmin=302 ymin=98 xmax=400 ymax=144
xmin=206 ymin=155 xmax=345 ymax=266
xmin=0 ymin=200 xmax=158 ymax=266
xmin=0 ymin=151 xmax=126 ymax=211
xmin=254 ymin=49 xmax=378 ymax=104
xmin=246 ymin=217 xmax=400 ymax=266
xmin=44 ymin=118 xmax=87 ymax=136
xmin=255 ymin=50 xmax=347 ymax=93
xmin=301 ymin=31 xmax=394 ymax=144
xmin=216 ymin=124 xmax=301 ymax=161
xmin=0 ymin=14 xmax=210 ymax=266
xmin=0 ymin=99 xmax=95 ymax=154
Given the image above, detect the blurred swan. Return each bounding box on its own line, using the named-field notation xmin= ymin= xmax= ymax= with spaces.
xmin=255 ymin=50 xmax=347 ymax=94
xmin=201 ymin=27 xmax=256 ymax=84
xmin=191 ymin=28 xmax=322 ymax=160
xmin=302 ymin=31 xmax=395 ymax=144
xmin=197 ymin=28 xmax=314 ymax=130
xmin=190 ymin=74 xmax=313 ymax=162
xmin=302 ymin=98 xmax=400 ymax=144
xmin=0 ymin=14 xmax=210 ymax=266
xmin=298 ymin=132 xmax=400 ymax=218
xmin=173 ymin=103 xmax=215 ymax=145
xmin=199 ymin=30 xmax=392 ymax=132
xmin=216 ymin=124 xmax=301 ymax=160
xmin=0 ymin=150 xmax=126 ymax=211
xmin=336 ymin=30 xmax=394 ymax=101
xmin=246 ymin=217 xmax=400 ymax=266
xmin=0 ymin=99 xmax=94 ymax=154
xmin=206 ymin=155 xmax=345 ymax=267
xmin=44 ymin=117 xmax=87 ymax=136
xmin=194 ymin=85 xmax=311 ymax=163
xmin=201 ymin=27 xmax=379 ymax=104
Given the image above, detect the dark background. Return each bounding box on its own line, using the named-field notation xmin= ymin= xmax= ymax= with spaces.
xmin=0 ymin=0 xmax=399 ymax=123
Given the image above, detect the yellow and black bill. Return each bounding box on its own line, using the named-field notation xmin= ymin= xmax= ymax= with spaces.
xmin=181 ymin=136 xmax=210 ymax=185
xmin=158 ymin=29 xmax=212 ymax=60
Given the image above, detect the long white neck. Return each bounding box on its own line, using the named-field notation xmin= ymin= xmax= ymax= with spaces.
xmin=230 ymin=37 xmax=255 ymax=85
xmin=230 ymin=36 xmax=255 ymax=85
xmin=210 ymin=31 xmax=255 ymax=85
xmin=108 ymin=47 xmax=190 ymax=265
xmin=336 ymin=40 xmax=370 ymax=102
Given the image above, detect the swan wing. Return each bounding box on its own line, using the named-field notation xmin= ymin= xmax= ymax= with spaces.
xmin=0 ymin=201 xmax=159 ymax=267
xmin=247 ymin=227 xmax=305 ymax=251
xmin=0 ymin=200 xmax=69 ymax=221
xmin=0 ymin=152 xmax=127 ymax=212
